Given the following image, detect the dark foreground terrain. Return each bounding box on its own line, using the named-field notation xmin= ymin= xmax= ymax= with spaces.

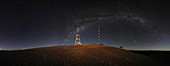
xmin=131 ymin=50 xmax=170 ymax=66
xmin=0 ymin=44 xmax=156 ymax=66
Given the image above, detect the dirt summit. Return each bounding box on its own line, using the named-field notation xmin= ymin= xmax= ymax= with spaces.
xmin=0 ymin=44 xmax=155 ymax=66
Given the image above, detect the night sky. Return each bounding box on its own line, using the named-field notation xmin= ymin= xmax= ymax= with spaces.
xmin=0 ymin=0 xmax=170 ymax=50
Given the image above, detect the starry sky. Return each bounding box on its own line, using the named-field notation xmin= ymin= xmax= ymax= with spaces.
xmin=0 ymin=0 xmax=170 ymax=50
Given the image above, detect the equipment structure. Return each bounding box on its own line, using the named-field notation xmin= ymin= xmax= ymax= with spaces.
xmin=75 ymin=34 xmax=81 ymax=45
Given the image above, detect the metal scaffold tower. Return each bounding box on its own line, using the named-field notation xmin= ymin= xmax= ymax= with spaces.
xmin=97 ymin=25 xmax=101 ymax=44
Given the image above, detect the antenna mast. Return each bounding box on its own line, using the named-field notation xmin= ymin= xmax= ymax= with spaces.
xmin=97 ymin=25 xmax=101 ymax=44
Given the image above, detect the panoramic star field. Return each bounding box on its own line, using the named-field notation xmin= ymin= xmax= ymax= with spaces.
xmin=0 ymin=0 xmax=170 ymax=50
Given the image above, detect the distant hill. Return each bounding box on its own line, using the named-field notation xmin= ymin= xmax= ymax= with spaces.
xmin=0 ymin=44 xmax=155 ymax=66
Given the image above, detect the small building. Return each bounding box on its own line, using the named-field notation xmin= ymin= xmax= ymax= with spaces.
xmin=75 ymin=34 xmax=81 ymax=45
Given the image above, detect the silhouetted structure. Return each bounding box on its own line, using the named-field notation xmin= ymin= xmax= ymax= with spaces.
xmin=119 ymin=46 xmax=123 ymax=49
xmin=99 ymin=43 xmax=103 ymax=45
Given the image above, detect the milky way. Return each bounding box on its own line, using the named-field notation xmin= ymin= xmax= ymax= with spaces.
xmin=65 ymin=11 xmax=157 ymax=47
xmin=54 ymin=0 xmax=170 ymax=50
